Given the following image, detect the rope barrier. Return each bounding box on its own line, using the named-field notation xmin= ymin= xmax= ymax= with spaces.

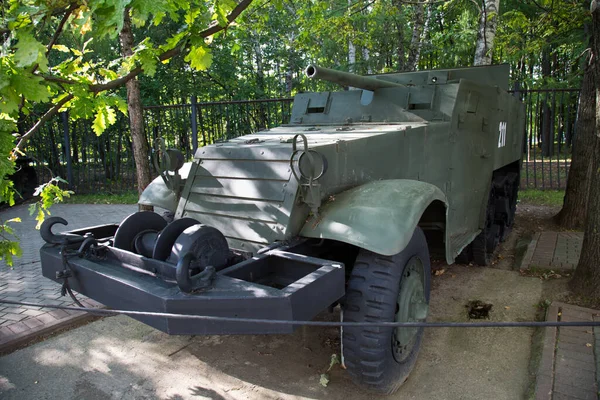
xmin=1 ymin=299 xmax=598 ymax=329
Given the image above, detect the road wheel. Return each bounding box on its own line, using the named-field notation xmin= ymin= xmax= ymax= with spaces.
xmin=342 ymin=227 xmax=431 ymax=394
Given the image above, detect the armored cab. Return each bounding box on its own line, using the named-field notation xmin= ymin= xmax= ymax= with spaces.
xmin=39 ymin=64 xmax=525 ymax=394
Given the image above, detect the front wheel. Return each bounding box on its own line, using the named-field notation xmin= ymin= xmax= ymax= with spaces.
xmin=342 ymin=227 xmax=431 ymax=394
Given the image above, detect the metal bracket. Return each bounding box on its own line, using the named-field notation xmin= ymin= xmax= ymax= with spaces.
xmin=153 ymin=138 xmax=184 ymax=197
xmin=56 ymin=269 xmax=72 ymax=279
xmin=289 ymin=134 xmax=328 ymax=215
xmin=176 ymin=253 xmax=216 ymax=293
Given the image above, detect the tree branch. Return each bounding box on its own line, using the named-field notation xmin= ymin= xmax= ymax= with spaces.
xmin=88 ymin=0 xmax=254 ymax=93
xmin=199 ymin=71 xmax=231 ymax=93
xmin=14 ymin=94 xmax=74 ymax=152
xmin=43 ymin=75 xmax=77 ymax=85
xmin=15 ymin=0 xmax=254 ymax=151
xmin=21 ymin=3 xmax=78 ymax=116
xmin=46 ymin=4 xmax=78 ymax=55
xmin=528 ymin=0 xmax=550 ymax=13
xmin=197 ymin=0 xmax=254 ymax=37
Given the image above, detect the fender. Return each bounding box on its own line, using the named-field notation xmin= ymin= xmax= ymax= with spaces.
xmin=138 ymin=162 xmax=192 ymax=212
xmin=300 ymin=179 xmax=448 ymax=258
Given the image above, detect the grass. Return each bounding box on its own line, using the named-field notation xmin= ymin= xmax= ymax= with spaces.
xmin=518 ymin=189 xmax=564 ymax=207
xmin=62 ymin=191 xmax=139 ymax=205
xmin=59 ymin=188 xmax=563 ymax=207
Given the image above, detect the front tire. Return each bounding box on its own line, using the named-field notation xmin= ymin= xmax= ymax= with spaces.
xmin=342 ymin=227 xmax=431 ymax=394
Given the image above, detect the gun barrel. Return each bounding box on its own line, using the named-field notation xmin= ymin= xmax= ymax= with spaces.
xmin=305 ymin=65 xmax=405 ymax=91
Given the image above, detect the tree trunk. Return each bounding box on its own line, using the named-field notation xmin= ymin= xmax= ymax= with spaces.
xmin=285 ymin=36 xmax=295 ymax=95
xmin=348 ymin=0 xmax=356 ymax=73
xmin=473 ymin=0 xmax=500 ymax=66
xmin=406 ymin=1 xmax=425 ymax=71
xmin=570 ymin=2 xmax=600 ymax=298
xmin=348 ymin=39 xmax=356 ymax=73
xmin=540 ymin=48 xmax=553 ymax=157
xmin=70 ymin=121 xmax=78 ymax=165
xmin=119 ymin=10 xmax=152 ymax=207
xmin=555 ymin=52 xmax=596 ymax=229
xmin=362 ymin=48 xmax=372 ymax=74
xmin=393 ymin=0 xmax=406 ymax=70
xmin=253 ymin=37 xmax=268 ymax=129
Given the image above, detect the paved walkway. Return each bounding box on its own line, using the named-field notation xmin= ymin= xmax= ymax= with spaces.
xmin=525 ymin=231 xmax=599 ymax=400
xmin=0 ymin=204 xmax=136 ymax=351
xmin=536 ymin=302 xmax=599 ymax=400
xmin=521 ymin=232 xmax=584 ymax=271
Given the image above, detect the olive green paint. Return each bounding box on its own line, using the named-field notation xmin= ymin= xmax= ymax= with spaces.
xmin=141 ymin=65 xmax=524 ymax=263
xmin=300 ymin=180 xmax=447 ymax=258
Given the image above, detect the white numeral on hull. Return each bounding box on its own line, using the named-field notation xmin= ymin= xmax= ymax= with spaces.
xmin=498 ymin=121 xmax=507 ymax=148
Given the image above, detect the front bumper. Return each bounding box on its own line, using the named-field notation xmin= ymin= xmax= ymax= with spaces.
xmin=40 ymin=224 xmax=345 ymax=335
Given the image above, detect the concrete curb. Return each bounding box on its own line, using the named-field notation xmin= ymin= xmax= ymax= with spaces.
xmin=520 ymin=232 xmax=540 ymax=270
xmin=535 ymin=303 xmax=559 ymax=400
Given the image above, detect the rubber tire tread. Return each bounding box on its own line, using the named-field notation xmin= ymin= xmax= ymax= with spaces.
xmin=342 ymin=227 xmax=431 ymax=394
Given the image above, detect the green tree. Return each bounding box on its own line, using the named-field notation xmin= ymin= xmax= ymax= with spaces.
xmin=0 ymin=0 xmax=255 ymax=265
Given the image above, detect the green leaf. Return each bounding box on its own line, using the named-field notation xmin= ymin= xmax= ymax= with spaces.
xmin=14 ymin=31 xmax=46 ymax=69
xmin=137 ymin=50 xmax=158 ymax=77
xmin=93 ymin=0 xmax=133 ymax=37
xmin=93 ymin=106 xmax=117 ymax=136
xmin=110 ymin=96 xmax=128 ymax=115
xmin=11 ymin=74 xmax=51 ymax=103
xmin=99 ymin=68 xmax=119 ymax=81
xmin=185 ymin=8 xmax=201 ymax=25
xmin=35 ymin=208 xmax=46 ymax=230
xmin=161 ymin=32 xmax=187 ymax=52
xmin=130 ymin=0 xmax=171 ymax=23
xmin=70 ymin=96 xmax=96 ymax=120
xmin=214 ymin=0 xmax=237 ymax=26
xmin=52 ymin=44 xmax=70 ymax=53
xmin=184 ymin=45 xmax=213 ymax=71
xmin=0 ymin=88 xmax=21 ymax=115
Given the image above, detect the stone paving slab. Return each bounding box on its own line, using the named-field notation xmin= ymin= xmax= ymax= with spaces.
xmin=536 ymin=302 xmax=599 ymax=400
xmin=0 ymin=204 xmax=137 ymax=352
xmin=521 ymin=231 xmax=584 ymax=271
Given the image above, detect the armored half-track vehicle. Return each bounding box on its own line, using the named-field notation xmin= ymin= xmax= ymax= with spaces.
xmin=40 ymin=64 xmax=525 ymax=394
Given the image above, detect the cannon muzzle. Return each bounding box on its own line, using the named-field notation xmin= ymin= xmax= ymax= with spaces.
xmin=305 ymin=65 xmax=405 ymax=91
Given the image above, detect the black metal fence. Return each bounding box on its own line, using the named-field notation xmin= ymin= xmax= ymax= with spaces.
xmin=515 ymin=89 xmax=580 ymax=190
xmin=24 ymin=89 xmax=579 ymax=194
xmin=26 ymin=97 xmax=294 ymax=194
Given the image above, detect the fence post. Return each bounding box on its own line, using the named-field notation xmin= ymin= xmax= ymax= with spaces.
xmin=191 ymin=95 xmax=198 ymax=155
xmin=61 ymin=111 xmax=74 ymax=189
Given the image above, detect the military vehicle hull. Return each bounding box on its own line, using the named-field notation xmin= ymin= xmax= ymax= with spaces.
xmin=40 ymin=64 xmax=525 ymax=394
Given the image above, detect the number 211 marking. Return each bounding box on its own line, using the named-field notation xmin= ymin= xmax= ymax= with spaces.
xmin=498 ymin=121 xmax=507 ymax=148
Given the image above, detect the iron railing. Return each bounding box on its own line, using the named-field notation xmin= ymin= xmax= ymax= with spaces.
xmin=25 ymin=98 xmax=294 ymax=194
xmin=22 ymin=89 xmax=579 ymax=194
xmin=513 ymin=88 xmax=580 ymax=190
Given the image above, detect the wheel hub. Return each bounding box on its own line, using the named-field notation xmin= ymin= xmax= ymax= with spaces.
xmin=393 ymin=256 xmax=428 ymax=362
